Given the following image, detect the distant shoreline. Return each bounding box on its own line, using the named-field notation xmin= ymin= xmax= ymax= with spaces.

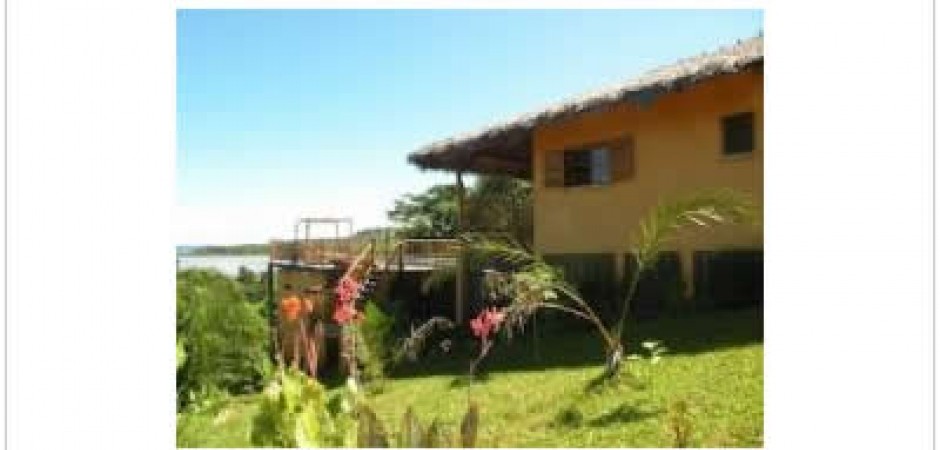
xmin=177 ymin=244 xmax=270 ymax=257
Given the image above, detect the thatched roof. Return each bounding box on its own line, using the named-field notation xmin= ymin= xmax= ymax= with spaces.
xmin=408 ymin=35 xmax=764 ymax=178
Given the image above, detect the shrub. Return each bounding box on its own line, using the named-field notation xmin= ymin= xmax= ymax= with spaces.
xmin=235 ymin=265 xmax=267 ymax=302
xmin=177 ymin=269 xmax=271 ymax=407
xmin=249 ymin=368 xmax=356 ymax=447
xmin=357 ymin=301 xmax=396 ymax=391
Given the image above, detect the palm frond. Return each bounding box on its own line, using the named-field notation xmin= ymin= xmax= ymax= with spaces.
xmin=631 ymin=188 xmax=756 ymax=269
xmin=459 ymin=232 xmax=536 ymax=268
xmin=395 ymin=317 xmax=456 ymax=363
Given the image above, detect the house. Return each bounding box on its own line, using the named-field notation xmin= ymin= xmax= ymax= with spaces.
xmin=408 ymin=36 xmax=763 ymax=318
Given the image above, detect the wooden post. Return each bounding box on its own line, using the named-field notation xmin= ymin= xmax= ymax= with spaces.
xmin=680 ymin=248 xmax=695 ymax=300
xmin=455 ymin=170 xmax=466 ymax=324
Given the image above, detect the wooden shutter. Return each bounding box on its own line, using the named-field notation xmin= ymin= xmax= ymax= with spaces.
xmin=544 ymin=151 xmax=565 ymax=187
xmin=610 ymin=135 xmax=635 ymax=182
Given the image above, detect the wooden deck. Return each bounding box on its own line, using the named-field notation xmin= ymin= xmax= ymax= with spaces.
xmin=269 ymin=238 xmax=459 ymax=273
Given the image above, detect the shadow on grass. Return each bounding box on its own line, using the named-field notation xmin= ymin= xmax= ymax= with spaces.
xmin=583 ymin=369 xmax=646 ymax=394
xmin=388 ymin=306 xmax=763 ymax=380
xmin=586 ymin=403 xmax=661 ymax=427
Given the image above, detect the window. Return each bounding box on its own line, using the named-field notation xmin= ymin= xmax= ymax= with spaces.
xmin=721 ymin=112 xmax=755 ymax=156
xmin=544 ymin=136 xmax=635 ymax=188
xmin=563 ymin=147 xmax=610 ymax=187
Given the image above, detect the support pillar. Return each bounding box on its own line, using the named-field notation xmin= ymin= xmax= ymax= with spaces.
xmin=455 ymin=169 xmax=466 ymax=324
xmin=680 ymin=248 xmax=695 ymax=300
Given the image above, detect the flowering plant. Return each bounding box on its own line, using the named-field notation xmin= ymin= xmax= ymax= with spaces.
xmin=465 ymin=189 xmax=754 ymax=378
xmin=333 ymin=275 xmax=363 ymax=325
xmin=468 ymin=307 xmax=506 ymax=376
xmin=278 ymin=295 xmax=303 ymax=322
xmin=469 ymin=308 xmax=505 ymax=342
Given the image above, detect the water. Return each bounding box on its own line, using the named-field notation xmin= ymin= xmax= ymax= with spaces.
xmin=176 ymin=255 xmax=269 ymax=277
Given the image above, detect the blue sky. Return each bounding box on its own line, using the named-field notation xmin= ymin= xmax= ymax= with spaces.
xmin=177 ymin=9 xmax=763 ymax=245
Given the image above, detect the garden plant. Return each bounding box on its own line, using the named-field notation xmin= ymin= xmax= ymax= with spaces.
xmin=458 ymin=188 xmax=755 ymax=378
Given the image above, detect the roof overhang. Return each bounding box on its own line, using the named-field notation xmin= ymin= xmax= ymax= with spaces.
xmin=407 ymin=36 xmax=764 ymax=179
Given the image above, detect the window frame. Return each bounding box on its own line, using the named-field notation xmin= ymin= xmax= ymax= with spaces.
xmin=562 ymin=145 xmax=612 ymax=188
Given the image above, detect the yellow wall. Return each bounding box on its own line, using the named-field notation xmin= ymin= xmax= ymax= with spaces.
xmin=531 ymin=71 xmax=763 ymax=293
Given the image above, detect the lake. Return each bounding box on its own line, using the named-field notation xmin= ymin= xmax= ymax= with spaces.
xmin=176 ymin=255 xmax=269 ymax=277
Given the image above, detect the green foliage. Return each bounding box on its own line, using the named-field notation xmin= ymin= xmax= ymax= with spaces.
xmin=388 ymin=184 xmax=459 ymax=238
xmin=249 ymin=368 xmax=356 ymax=448
xmin=465 ymin=188 xmax=755 ymax=377
xmin=368 ymin=308 xmax=763 ymax=447
xmin=177 ymin=269 xmax=271 ymax=407
xmin=176 ymin=338 xmax=187 ymax=370
xmin=615 ymin=188 xmax=755 ymax=338
xmin=387 ymin=176 xmax=533 ymax=243
xmin=176 ymin=390 xmax=249 ymax=448
xmin=465 ymin=175 xmax=533 ymax=245
xmin=358 ymin=301 xmax=397 ymax=391
xmin=463 ymin=232 xmax=616 ymax=352
xmin=355 ymin=401 xmax=481 ymax=448
xmin=631 ymin=188 xmax=755 ymax=269
xmin=235 ymin=266 xmax=267 ymax=302
xmin=395 ymin=316 xmax=456 ymax=363
xmin=177 ymin=308 xmax=763 ymax=448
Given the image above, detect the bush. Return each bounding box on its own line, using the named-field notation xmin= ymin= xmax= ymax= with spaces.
xmin=177 ymin=269 xmax=271 ymax=407
xmin=249 ymin=368 xmax=356 ymax=447
xmin=235 ymin=265 xmax=267 ymax=303
xmin=357 ymin=301 xmax=396 ymax=390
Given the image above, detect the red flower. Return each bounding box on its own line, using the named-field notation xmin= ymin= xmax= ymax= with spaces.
xmin=470 ymin=307 xmax=505 ymax=340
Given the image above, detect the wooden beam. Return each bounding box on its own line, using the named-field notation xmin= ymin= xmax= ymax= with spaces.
xmin=455 ymin=169 xmax=466 ymax=324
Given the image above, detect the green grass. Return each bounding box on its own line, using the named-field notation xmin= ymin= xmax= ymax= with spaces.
xmin=177 ymin=307 xmax=763 ymax=448
xmin=177 ymin=394 xmax=262 ymax=448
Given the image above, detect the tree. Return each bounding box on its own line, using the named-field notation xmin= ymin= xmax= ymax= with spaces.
xmin=387 ymin=184 xmax=459 ymax=238
xmin=387 ymin=176 xmax=533 ymax=243
xmin=177 ymin=269 xmax=271 ymax=406
xmin=465 ymin=175 xmax=533 ymax=245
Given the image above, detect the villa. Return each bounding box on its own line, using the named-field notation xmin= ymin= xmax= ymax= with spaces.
xmin=408 ymin=36 xmax=764 ymax=318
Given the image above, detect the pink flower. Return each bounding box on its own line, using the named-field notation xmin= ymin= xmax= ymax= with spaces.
xmin=334 ymin=275 xmax=362 ymax=305
xmin=332 ymin=275 xmax=363 ymax=325
xmin=470 ymin=307 xmax=505 ymax=340
xmin=470 ymin=315 xmax=486 ymax=338
xmin=486 ymin=308 xmax=505 ymax=327
xmin=333 ymin=301 xmax=360 ymax=325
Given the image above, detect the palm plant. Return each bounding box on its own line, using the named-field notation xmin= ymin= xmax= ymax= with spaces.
xmin=467 ymin=188 xmax=756 ymax=377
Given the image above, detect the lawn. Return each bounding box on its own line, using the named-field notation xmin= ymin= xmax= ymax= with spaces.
xmin=177 ymin=307 xmax=763 ymax=448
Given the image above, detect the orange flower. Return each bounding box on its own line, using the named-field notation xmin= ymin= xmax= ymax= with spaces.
xmin=279 ymin=295 xmax=302 ymax=322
